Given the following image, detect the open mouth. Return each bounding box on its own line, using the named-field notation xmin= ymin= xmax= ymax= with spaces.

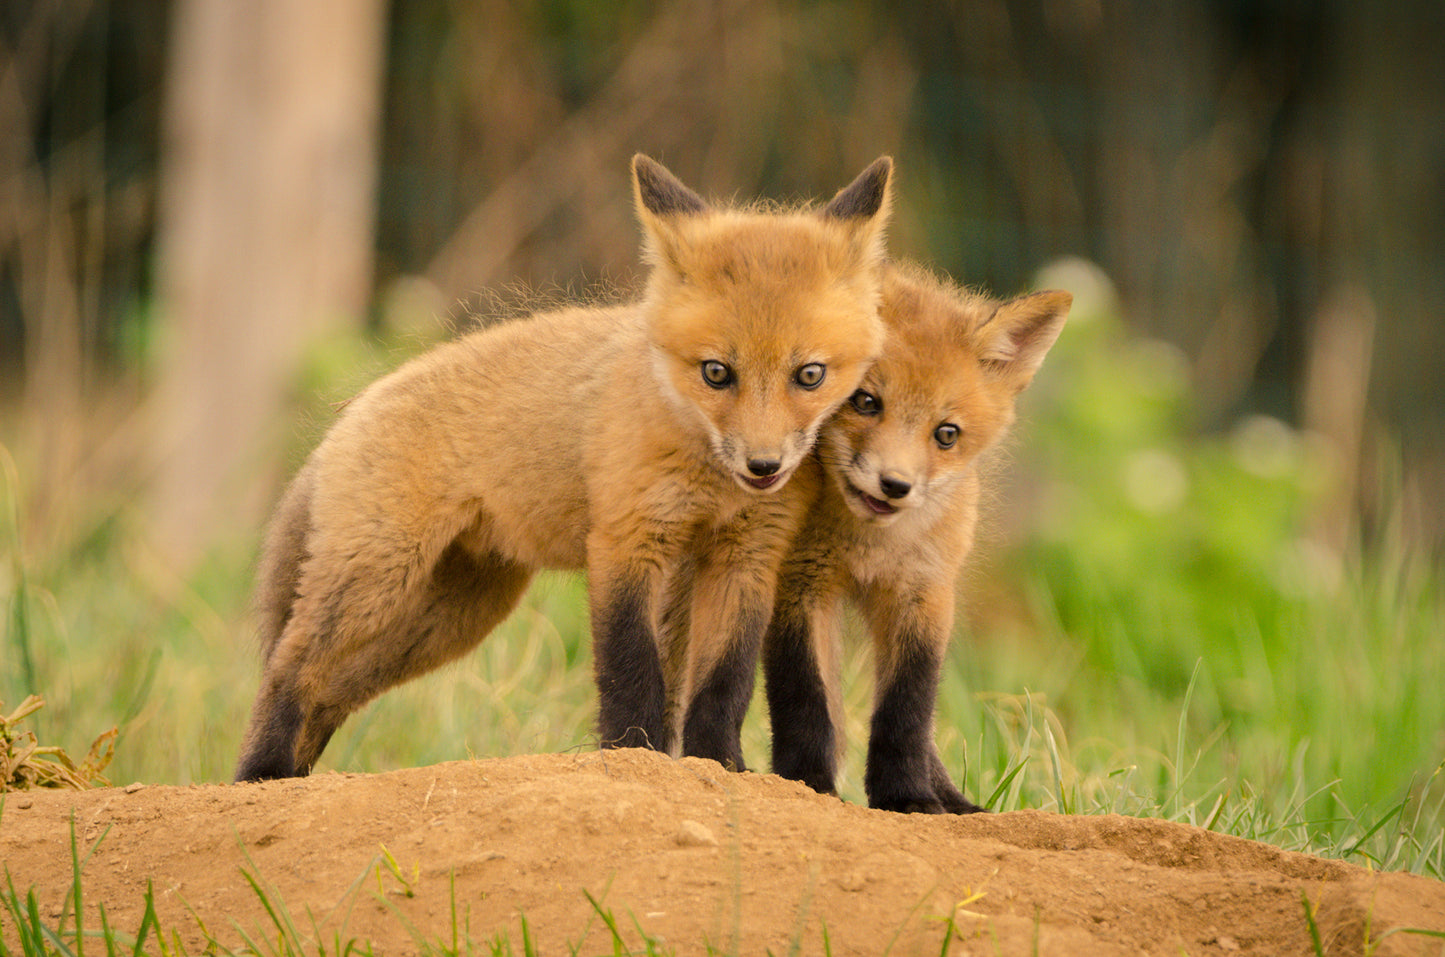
xmin=740 ymin=472 xmax=783 ymax=491
xmin=849 ymin=482 xmax=897 ymax=515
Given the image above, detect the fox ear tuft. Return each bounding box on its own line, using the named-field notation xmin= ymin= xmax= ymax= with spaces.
xmin=978 ymin=290 xmax=1072 ymax=391
xmin=633 ymin=154 xmax=707 ymax=218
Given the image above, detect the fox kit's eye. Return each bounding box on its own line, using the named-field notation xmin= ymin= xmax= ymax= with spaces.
xmin=934 ymin=423 xmax=960 ymax=449
xmin=701 ymin=360 xmax=734 ymax=388
xmin=849 ymin=390 xmax=881 ymax=415
xmin=795 ymin=363 xmax=826 ymax=389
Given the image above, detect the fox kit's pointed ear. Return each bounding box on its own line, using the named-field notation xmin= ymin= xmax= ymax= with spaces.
xmin=633 ymin=154 xmax=707 ymax=272
xmin=633 ymin=154 xmax=707 ymax=218
xmin=822 ymin=157 xmax=892 ymax=220
xmin=978 ymin=290 xmax=1072 ymax=391
xmin=820 ymin=156 xmax=893 ymax=264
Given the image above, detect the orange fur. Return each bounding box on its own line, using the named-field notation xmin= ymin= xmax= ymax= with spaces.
xmin=235 ymin=155 xmax=891 ymax=781
xmin=763 ymin=262 xmax=1071 ymax=812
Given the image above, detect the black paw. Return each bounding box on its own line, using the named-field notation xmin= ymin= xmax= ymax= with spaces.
xmin=873 ymin=795 xmax=949 ymax=814
xmin=868 ymin=782 xmax=986 ymax=815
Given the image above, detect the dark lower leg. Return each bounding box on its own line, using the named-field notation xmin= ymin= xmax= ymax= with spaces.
xmin=682 ymin=616 xmax=764 ymax=771
xmin=235 ymin=678 xmax=306 ymax=781
xmin=593 ymin=579 xmax=669 ymax=752
xmin=866 ymin=640 xmax=945 ymax=812
xmin=764 ymin=611 xmax=837 ymax=793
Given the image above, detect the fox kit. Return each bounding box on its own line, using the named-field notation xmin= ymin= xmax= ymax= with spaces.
xmin=234 ymin=155 xmax=892 ymax=782
xmin=762 ymin=263 xmax=1070 ymax=813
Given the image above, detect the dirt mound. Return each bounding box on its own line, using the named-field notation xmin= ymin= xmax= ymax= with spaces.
xmin=3 ymin=749 xmax=1442 ymax=955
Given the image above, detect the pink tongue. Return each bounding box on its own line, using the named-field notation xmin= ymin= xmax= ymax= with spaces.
xmin=862 ymin=492 xmax=895 ymax=514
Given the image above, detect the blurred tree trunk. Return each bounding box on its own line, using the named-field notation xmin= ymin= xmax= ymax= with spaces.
xmin=150 ymin=0 xmax=387 ymax=566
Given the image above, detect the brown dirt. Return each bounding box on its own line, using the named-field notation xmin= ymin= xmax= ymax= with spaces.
xmin=2 ymin=749 xmax=1442 ymax=956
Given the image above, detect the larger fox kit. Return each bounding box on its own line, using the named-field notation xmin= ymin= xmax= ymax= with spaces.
xmin=234 ymin=155 xmax=892 ymax=782
xmin=763 ymin=263 xmax=1070 ymax=813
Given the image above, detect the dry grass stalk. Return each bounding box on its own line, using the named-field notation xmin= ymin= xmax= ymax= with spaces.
xmin=0 ymin=694 xmax=115 ymax=792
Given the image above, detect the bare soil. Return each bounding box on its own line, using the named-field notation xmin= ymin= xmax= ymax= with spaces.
xmin=2 ymin=749 xmax=1443 ymax=955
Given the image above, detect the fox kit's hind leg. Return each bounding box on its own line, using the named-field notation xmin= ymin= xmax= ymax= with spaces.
xmin=235 ymin=532 xmax=533 ymax=781
xmin=857 ymin=580 xmax=984 ymax=814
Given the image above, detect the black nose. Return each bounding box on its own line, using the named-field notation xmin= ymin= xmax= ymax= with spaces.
xmin=878 ymin=474 xmax=912 ymax=499
xmin=747 ymin=457 xmax=781 ymax=477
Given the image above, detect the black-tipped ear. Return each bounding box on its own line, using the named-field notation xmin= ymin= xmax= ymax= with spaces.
xmin=978 ymin=290 xmax=1072 ymax=391
xmin=633 ymin=154 xmax=707 ymax=218
xmin=821 ymin=157 xmax=893 ymax=221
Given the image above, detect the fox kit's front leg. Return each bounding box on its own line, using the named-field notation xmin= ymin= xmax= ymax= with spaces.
xmin=858 ymin=579 xmax=983 ymax=814
xmin=676 ymin=497 xmax=804 ymax=770
xmin=763 ymin=537 xmax=848 ymax=794
xmin=588 ymin=519 xmax=677 ymax=753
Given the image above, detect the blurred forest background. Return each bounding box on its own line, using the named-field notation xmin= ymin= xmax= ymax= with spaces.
xmin=2 ymin=0 xmax=1445 ymax=811
xmin=2 ymin=0 xmax=1442 ymax=570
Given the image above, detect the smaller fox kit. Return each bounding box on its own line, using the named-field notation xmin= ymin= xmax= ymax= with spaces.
xmin=763 ymin=263 xmax=1070 ymax=813
xmin=235 ymin=155 xmax=892 ymax=782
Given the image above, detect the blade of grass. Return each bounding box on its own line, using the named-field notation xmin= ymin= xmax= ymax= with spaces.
xmin=129 ymin=882 xmax=159 ymax=957
xmin=69 ymin=815 xmax=92 ymax=957
xmin=2 ymin=445 xmax=38 ymax=699
xmin=983 ymin=755 xmax=1028 ymax=811
xmin=1042 ymin=720 xmax=1069 ymax=815
xmin=581 ymin=889 xmax=628 ymax=956
xmin=1169 ymin=659 xmax=1203 ymax=819
xmin=1300 ymin=891 xmax=1325 ymax=957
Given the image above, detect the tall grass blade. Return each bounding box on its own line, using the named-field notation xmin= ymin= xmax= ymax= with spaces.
xmin=1342 ymin=797 xmax=1408 ymax=864
xmin=581 ymin=889 xmax=628 ymax=956
xmin=69 ymin=816 xmax=84 ymax=957
xmin=984 ymin=756 xmax=1028 ymax=811
xmin=119 ymin=650 xmax=162 ymax=727
xmin=1170 ymin=659 xmax=1203 ymax=818
xmin=129 ymin=882 xmax=159 ymax=957
xmin=1300 ymin=892 xmax=1325 ymax=957
xmin=936 ymin=913 xmax=956 ymax=957
xmin=2 ymin=446 xmax=37 ymax=698
xmin=1042 ymin=720 xmax=1069 ymax=815
xmin=238 ymin=866 xmax=298 ymax=955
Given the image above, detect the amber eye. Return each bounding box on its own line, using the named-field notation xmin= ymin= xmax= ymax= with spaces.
xmin=849 ymin=390 xmax=881 ymax=415
xmin=701 ymin=360 xmax=734 ymax=388
xmin=934 ymin=423 xmax=960 ymax=449
xmin=795 ymin=363 xmax=826 ymax=389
